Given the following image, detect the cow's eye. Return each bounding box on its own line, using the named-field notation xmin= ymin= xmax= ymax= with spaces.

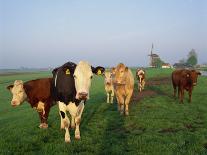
xmin=73 ymin=75 xmax=77 ymax=78
xmin=90 ymin=76 xmax=93 ymax=79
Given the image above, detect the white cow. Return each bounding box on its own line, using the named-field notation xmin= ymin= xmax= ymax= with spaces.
xmin=104 ymin=71 xmax=114 ymax=104
xmin=52 ymin=61 xmax=105 ymax=142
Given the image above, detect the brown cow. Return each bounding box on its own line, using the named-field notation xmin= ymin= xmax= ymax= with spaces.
xmin=172 ymin=69 xmax=201 ymax=103
xmin=7 ymin=78 xmax=55 ymax=128
xmin=136 ymin=69 xmax=146 ymax=92
xmin=112 ymin=63 xmax=134 ymax=115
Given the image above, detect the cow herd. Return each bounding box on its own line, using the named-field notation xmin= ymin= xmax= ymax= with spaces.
xmin=6 ymin=61 xmax=201 ymax=143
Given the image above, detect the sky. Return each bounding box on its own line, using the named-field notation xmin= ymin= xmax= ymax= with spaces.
xmin=0 ymin=0 xmax=207 ymax=68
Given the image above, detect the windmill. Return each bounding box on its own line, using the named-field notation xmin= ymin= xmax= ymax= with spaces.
xmin=148 ymin=44 xmax=153 ymax=67
xmin=148 ymin=43 xmax=159 ymax=67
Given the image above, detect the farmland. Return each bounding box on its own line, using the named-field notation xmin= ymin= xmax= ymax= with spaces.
xmin=0 ymin=68 xmax=207 ymax=155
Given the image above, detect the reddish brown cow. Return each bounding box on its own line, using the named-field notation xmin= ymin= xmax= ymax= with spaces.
xmin=172 ymin=69 xmax=201 ymax=103
xmin=7 ymin=78 xmax=55 ymax=128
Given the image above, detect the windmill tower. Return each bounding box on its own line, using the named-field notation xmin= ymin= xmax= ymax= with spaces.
xmin=148 ymin=43 xmax=159 ymax=67
xmin=148 ymin=44 xmax=154 ymax=67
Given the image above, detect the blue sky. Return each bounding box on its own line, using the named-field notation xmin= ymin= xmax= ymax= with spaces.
xmin=0 ymin=0 xmax=206 ymax=68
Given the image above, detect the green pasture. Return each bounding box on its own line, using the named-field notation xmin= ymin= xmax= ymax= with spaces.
xmin=0 ymin=68 xmax=207 ymax=155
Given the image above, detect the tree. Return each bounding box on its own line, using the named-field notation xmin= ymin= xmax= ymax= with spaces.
xmin=186 ymin=49 xmax=198 ymax=66
xmin=154 ymin=58 xmax=164 ymax=68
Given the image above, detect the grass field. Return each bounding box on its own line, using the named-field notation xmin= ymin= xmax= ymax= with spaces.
xmin=0 ymin=68 xmax=207 ymax=155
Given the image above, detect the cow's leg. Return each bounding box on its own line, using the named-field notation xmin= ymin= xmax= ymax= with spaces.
xmin=178 ymin=87 xmax=181 ymax=103
xmin=137 ymin=81 xmax=140 ymax=92
xmin=173 ymin=84 xmax=177 ymax=98
xmin=180 ymin=88 xmax=184 ymax=103
xmin=71 ymin=116 xmax=75 ymax=129
xmin=125 ymin=90 xmax=133 ymax=116
xmin=59 ymin=101 xmax=70 ymax=143
xmin=188 ymin=89 xmax=192 ymax=103
xmin=74 ymin=102 xmax=85 ymax=140
xmin=143 ymin=80 xmax=145 ymax=90
xmin=107 ymin=93 xmax=110 ymax=103
xmin=38 ymin=112 xmax=45 ymax=128
xmin=116 ymin=95 xmax=121 ymax=111
xmin=110 ymin=90 xmax=114 ymax=104
xmin=39 ymin=103 xmax=51 ymax=129
xmin=118 ymin=96 xmax=124 ymax=115
xmin=34 ymin=101 xmax=48 ymax=129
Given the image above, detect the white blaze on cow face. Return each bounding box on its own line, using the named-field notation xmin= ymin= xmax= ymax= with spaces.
xmin=74 ymin=61 xmax=93 ymax=100
xmin=7 ymin=80 xmax=27 ymax=107
xmin=104 ymin=71 xmax=113 ymax=85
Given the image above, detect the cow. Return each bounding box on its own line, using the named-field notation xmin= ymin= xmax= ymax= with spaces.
xmin=7 ymin=78 xmax=55 ymax=128
xmin=52 ymin=61 xmax=105 ymax=143
xmin=172 ymin=69 xmax=201 ymax=103
xmin=104 ymin=71 xmax=114 ymax=104
xmin=136 ymin=69 xmax=146 ymax=92
xmin=112 ymin=63 xmax=134 ymax=115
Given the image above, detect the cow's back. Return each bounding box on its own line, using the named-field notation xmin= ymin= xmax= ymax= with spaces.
xmin=24 ymin=78 xmax=53 ymax=105
xmin=172 ymin=69 xmax=183 ymax=86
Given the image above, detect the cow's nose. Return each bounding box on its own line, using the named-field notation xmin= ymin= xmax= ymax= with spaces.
xmin=78 ymin=92 xmax=88 ymax=100
xmin=11 ymin=101 xmax=17 ymax=107
xmin=193 ymin=83 xmax=197 ymax=86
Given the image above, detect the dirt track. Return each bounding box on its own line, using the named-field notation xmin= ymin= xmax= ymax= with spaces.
xmin=132 ymin=76 xmax=171 ymax=102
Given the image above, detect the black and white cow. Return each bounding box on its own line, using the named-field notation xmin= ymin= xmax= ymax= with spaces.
xmin=52 ymin=61 xmax=105 ymax=143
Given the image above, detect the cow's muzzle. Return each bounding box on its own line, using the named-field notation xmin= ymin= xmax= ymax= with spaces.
xmin=11 ymin=101 xmax=19 ymax=107
xmin=78 ymin=92 xmax=88 ymax=100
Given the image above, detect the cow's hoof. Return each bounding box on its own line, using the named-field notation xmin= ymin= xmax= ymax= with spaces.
xmin=125 ymin=111 xmax=129 ymax=116
xmin=65 ymin=138 xmax=71 ymax=143
xmin=120 ymin=111 xmax=124 ymax=115
xmin=39 ymin=123 xmax=48 ymax=129
xmin=75 ymin=134 xmax=81 ymax=140
xmin=65 ymin=136 xmax=71 ymax=143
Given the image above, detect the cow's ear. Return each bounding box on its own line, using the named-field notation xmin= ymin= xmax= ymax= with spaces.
xmin=52 ymin=67 xmax=59 ymax=75
xmin=125 ymin=67 xmax=128 ymax=72
xmin=111 ymin=67 xmax=115 ymax=73
xmin=7 ymin=85 xmax=13 ymax=91
xmin=92 ymin=66 xmax=105 ymax=75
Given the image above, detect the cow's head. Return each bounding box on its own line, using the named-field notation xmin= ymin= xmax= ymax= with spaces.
xmin=190 ymin=70 xmax=201 ymax=86
xmin=112 ymin=63 xmax=128 ymax=85
xmin=74 ymin=61 xmax=105 ymax=100
xmin=104 ymin=71 xmax=113 ymax=85
xmin=7 ymin=80 xmax=27 ymax=107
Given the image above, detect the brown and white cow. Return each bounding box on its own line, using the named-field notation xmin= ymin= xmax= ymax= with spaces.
xmin=136 ymin=69 xmax=145 ymax=92
xmin=104 ymin=71 xmax=114 ymax=104
xmin=112 ymin=63 xmax=134 ymax=115
xmin=172 ymin=69 xmax=201 ymax=103
xmin=52 ymin=61 xmax=105 ymax=143
xmin=7 ymin=78 xmax=55 ymax=128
